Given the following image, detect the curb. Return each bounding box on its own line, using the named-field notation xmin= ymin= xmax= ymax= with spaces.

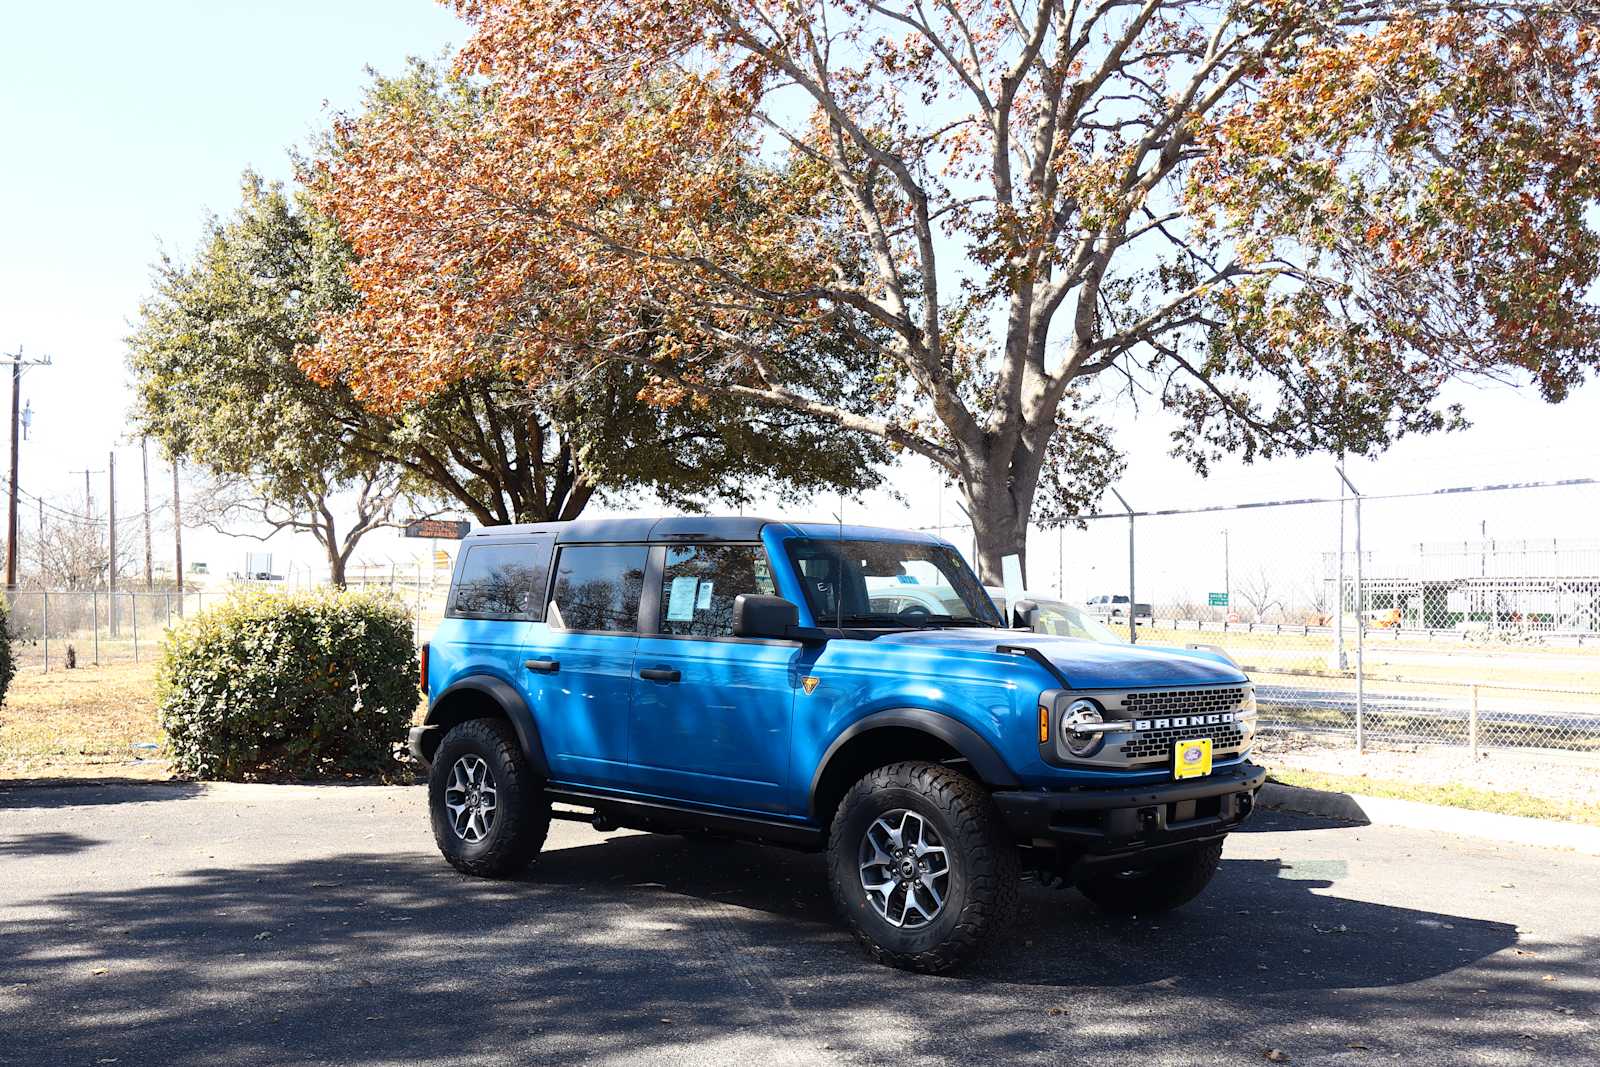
xmin=1259 ymin=781 xmax=1600 ymax=856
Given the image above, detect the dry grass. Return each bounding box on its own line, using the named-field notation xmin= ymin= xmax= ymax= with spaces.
xmin=1268 ymin=766 xmax=1600 ymax=827
xmin=1138 ymin=622 xmax=1600 ymax=697
xmin=0 ymin=662 xmax=168 ymax=780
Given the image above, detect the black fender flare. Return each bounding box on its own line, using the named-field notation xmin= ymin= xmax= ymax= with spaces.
xmin=808 ymin=708 xmax=1020 ymax=818
xmin=423 ymin=676 xmax=550 ymax=777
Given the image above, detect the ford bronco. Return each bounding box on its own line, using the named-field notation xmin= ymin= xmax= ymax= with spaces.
xmin=411 ymin=517 xmax=1265 ymax=972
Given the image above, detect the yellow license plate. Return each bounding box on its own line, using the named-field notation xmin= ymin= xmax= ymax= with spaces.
xmin=1173 ymin=738 xmax=1213 ymax=779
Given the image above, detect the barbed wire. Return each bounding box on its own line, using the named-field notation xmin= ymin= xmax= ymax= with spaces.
xmin=914 ymin=476 xmax=1600 ymax=531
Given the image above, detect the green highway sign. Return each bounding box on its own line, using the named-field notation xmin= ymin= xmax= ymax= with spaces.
xmin=1208 ymin=592 xmax=1229 ymax=607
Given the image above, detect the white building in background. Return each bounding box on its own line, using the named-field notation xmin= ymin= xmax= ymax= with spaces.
xmin=1324 ymin=538 xmax=1600 ymax=635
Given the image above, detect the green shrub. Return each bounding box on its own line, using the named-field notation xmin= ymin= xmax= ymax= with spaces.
xmin=0 ymin=596 xmax=15 ymax=710
xmin=157 ymin=588 xmax=419 ymax=781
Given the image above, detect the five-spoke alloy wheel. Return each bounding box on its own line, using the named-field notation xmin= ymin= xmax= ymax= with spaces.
xmin=858 ymin=809 xmax=950 ymax=929
xmin=828 ymin=761 xmax=1019 ymax=973
xmin=429 ymin=718 xmax=549 ymax=877
xmin=443 ymin=754 xmax=499 ymax=843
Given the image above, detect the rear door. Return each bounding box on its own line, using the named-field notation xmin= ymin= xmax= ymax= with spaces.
xmin=525 ymin=542 xmax=649 ymax=790
xmin=629 ymin=542 xmax=800 ymax=814
xmin=436 ymin=536 xmax=553 ymax=700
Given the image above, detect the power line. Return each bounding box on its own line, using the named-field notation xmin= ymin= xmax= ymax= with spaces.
xmin=0 ymin=475 xmax=172 ymax=527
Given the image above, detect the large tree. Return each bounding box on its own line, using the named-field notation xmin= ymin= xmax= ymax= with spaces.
xmin=131 ymin=166 xmax=891 ymax=580
xmin=310 ymin=0 xmax=1600 ymax=581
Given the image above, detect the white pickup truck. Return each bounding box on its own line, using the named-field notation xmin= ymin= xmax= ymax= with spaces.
xmin=1084 ymin=594 xmax=1153 ymax=622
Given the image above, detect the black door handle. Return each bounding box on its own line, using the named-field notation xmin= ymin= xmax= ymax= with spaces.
xmin=639 ymin=667 xmax=681 ymax=683
xmin=524 ymin=659 xmax=560 ymax=674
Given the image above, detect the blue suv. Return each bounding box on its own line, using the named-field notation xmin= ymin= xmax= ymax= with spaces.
xmin=411 ymin=517 xmax=1265 ymax=972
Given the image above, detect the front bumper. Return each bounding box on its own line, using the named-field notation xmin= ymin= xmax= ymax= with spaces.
xmin=992 ymin=761 xmax=1265 ymax=856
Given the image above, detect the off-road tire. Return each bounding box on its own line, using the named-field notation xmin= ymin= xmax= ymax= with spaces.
xmin=1076 ymin=838 xmax=1224 ymax=915
xmin=827 ymin=761 xmax=1020 ymax=973
xmin=429 ymin=718 xmax=550 ymax=878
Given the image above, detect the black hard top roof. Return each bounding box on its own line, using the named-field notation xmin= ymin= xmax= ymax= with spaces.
xmin=464 ymin=515 xmax=782 ymax=544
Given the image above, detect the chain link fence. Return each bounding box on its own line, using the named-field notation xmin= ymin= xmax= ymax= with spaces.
xmin=1000 ymin=478 xmax=1600 ymax=772
xmin=9 ymin=477 xmax=1599 ymax=788
xmin=5 ymin=576 xmax=453 ymax=672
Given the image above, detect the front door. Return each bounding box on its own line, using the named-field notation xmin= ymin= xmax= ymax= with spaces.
xmin=629 ymin=543 xmax=799 ymax=814
xmin=524 ymin=542 xmax=649 ymax=790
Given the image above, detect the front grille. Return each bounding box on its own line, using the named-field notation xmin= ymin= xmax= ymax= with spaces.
xmin=1048 ymin=683 xmax=1254 ymax=770
xmin=1123 ymin=687 xmax=1245 ymax=717
xmin=1118 ymin=722 xmax=1247 ymax=763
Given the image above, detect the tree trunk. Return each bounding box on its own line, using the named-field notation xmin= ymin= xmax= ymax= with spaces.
xmin=328 ymin=551 xmax=348 ymax=588
xmin=958 ymin=417 xmax=1054 ymax=586
xmin=962 ymin=467 xmax=1032 ymax=587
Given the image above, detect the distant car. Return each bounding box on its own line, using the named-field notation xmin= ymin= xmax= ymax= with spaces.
xmin=986 ymin=588 xmax=1125 ymax=643
xmin=1084 ymin=594 xmax=1153 ymax=622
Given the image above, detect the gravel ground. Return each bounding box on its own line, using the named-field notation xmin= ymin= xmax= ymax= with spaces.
xmin=1 ymin=780 xmax=1597 ymax=1066
xmin=1259 ymin=732 xmax=1600 ymax=805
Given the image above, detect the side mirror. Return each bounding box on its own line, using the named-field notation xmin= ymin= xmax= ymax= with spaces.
xmin=732 ymin=594 xmax=800 ymax=639
xmin=1012 ymin=598 xmax=1039 ymax=630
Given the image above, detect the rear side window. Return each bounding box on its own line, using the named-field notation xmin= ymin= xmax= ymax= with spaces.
xmin=547 ymin=544 xmax=649 ymax=632
xmin=658 ymin=544 xmax=776 ymax=637
xmin=452 ymin=542 xmax=552 ymax=619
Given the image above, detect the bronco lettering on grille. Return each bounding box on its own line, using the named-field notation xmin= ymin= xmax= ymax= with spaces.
xmin=1134 ymin=711 xmax=1239 ymax=731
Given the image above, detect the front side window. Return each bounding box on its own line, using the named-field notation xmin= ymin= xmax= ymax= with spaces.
xmin=452 ymin=542 xmax=550 ymax=618
xmin=784 ymin=538 xmax=1001 ymax=628
xmin=658 ymin=544 xmax=776 ymax=637
xmin=547 ymin=544 xmax=648 ymax=632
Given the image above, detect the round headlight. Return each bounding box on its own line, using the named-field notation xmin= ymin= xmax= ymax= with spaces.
xmin=1060 ymin=698 xmax=1106 ymax=757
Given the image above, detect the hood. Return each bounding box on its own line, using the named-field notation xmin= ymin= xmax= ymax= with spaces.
xmin=870 ymin=629 xmax=1248 ymax=689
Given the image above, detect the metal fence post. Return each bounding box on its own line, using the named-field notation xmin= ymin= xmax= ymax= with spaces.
xmin=1110 ymin=488 xmax=1137 ymax=644
xmin=1337 ymin=465 xmax=1365 ymax=754
xmin=415 ymin=562 xmax=424 ymax=644
xmin=92 ymin=588 xmax=101 ymax=666
xmin=1334 ymin=470 xmax=1346 ymax=671
xmin=42 ymin=590 xmax=49 ymax=673
xmin=132 ymin=592 xmax=139 ymax=663
xmin=1469 ymin=684 xmax=1480 ymax=759
xmin=1355 ymin=491 xmax=1365 ymax=753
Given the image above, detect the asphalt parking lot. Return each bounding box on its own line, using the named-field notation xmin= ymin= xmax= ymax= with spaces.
xmin=2 ymin=782 xmax=1596 ymax=1066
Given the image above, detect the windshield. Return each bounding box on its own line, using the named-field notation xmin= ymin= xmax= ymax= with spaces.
xmin=1030 ymin=598 xmax=1125 ymax=642
xmin=784 ymin=538 xmax=1002 ymax=628
xmin=991 ymin=590 xmax=1124 ymax=642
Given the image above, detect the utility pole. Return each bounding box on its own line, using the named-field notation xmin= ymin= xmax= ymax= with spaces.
xmin=108 ymin=451 xmax=118 ymax=635
xmin=3 ymin=346 xmax=51 ymax=590
xmin=6 ymin=358 xmax=15 ymax=592
xmin=68 ymin=468 xmax=103 ymax=514
xmin=1223 ymin=529 xmax=1230 ymax=617
xmin=141 ymin=438 xmax=153 ymax=590
xmin=173 ymin=457 xmax=184 ymax=611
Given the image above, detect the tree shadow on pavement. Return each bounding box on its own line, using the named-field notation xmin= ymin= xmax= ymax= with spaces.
xmin=5 ymin=827 xmax=1591 ymax=1067
xmin=0 ymin=831 xmax=104 ymax=857
xmin=0 ymin=780 xmax=203 ymax=810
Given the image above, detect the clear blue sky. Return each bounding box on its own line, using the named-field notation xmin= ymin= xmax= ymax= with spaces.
xmin=0 ymin=0 xmax=462 ymax=574
xmin=1 ymin=0 xmax=1595 ymax=587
